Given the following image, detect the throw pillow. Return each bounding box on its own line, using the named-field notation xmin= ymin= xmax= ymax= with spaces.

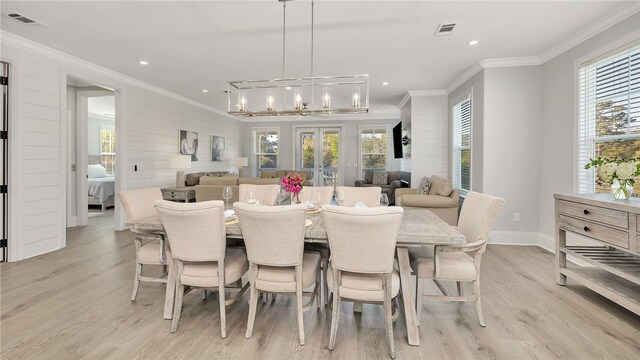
xmin=88 ymin=164 xmax=108 ymax=178
xmin=417 ymin=176 xmax=431 ymax=194
xmin=429 ymin=175 xmax=453 ymax=196
xmin=372 ymin=171 xmax=388 ymax=185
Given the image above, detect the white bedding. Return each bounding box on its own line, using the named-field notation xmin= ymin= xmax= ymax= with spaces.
xmin=88 ymin=176 xmax=115 ymax=203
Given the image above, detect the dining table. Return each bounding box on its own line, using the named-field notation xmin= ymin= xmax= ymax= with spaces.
xmin=128 ymin=207 xmax=466 ymax=346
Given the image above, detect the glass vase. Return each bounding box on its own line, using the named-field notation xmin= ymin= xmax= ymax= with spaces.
xmin=611 ymin=179 xmax=633 ymax=200
xmin=293 ymin=193 xmax=301 ymax=204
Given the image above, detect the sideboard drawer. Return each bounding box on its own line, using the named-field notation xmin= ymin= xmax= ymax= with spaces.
xmin=559 ymin=215 xmax=629 ymax=249
xmin=558 ymin=200 xmax=629 ymax=229
xmin=163 ymin=191 xmax=185 ymax=200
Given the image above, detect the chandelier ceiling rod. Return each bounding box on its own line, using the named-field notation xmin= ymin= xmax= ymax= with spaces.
xmin=282 ymin=0 xmax=286 ymax=110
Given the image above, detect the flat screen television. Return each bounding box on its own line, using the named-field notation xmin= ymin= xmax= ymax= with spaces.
xmin=393 ymin=121 xmax=403 ymax=159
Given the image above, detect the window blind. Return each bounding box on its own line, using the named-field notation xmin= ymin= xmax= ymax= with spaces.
xmin=578 ymin=43 xmax=640 ymax=193
xmin=452 ymin=97 xmax=471 ymax=192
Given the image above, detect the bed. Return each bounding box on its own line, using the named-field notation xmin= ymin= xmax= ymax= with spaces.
xmin=88 ymin=160 xmax=115 ymax=211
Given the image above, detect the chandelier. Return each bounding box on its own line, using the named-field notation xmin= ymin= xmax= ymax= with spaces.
xmin=227 ymin=0 xmax=369 ymax=117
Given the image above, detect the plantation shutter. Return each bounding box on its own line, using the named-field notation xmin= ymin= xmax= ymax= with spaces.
xmin=452 ymin=97 xmax=471 ymax=192
xmin=578 ymin=43 xmax=640 ymax=193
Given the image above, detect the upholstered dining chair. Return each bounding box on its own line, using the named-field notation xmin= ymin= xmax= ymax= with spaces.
xmin=299 ymin=185 xmax=335 ymax=306
xmin=234 ymin=203 xmax=321 ymax=345
xmin=410 ymin=191 xmax=504 ymax=327
xmin=154 ymin=200 xmax=249 ymax=337
xmin=335 ymin=186 xmax=381 ymax=207
xmin=238 ymin=184 xmax=280 ymax=206
xmin=118 ymin=187 xmax=171 ymax=303
xmin=322 ymin=205 xmax=404 ymax=359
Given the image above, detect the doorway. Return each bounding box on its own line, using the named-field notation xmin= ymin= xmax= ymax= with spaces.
xmin=67 ymin=77 xmax=116 ymax=227
xmin=294 ymin=127 xmax=343 ymax=187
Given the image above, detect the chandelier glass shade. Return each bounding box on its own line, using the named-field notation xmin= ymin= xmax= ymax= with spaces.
xmin=227 ymin=0 xmax=369 ymax=117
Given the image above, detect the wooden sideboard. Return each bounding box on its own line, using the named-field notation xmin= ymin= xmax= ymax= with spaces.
xmin=554 ymin=193 xmax=640 ymax=316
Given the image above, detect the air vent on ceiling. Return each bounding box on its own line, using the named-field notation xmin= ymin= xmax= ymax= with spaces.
xmin=4 ymin=13 xmax=44 ymax=26
xmin=435 ymin=23 xmax=456 ymax=36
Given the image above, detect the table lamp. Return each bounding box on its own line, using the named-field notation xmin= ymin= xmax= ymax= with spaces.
xmin=236 ymin=157 xmax=248 ymax=177
xmin=170 ymin=155 xmax=191 ymax=187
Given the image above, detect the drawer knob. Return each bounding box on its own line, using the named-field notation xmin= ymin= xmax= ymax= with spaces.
xmin=583 ymin=209 xmax=589 ymax=215
xmin=583 ymin=226 xmax=590 ymax=232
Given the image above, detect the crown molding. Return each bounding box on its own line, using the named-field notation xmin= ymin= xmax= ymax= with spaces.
xmin=445 ymin=61 xmax=483 ymax=94
xmin=398 ymin=89 xmax=447 ymax=108
xmin=0 ymin=30 xmax=240 ymax=122
xmin=538 ymin=1 xmax=640 ymax=64
xmin=479 ymin=56 xmax=542 ymax=68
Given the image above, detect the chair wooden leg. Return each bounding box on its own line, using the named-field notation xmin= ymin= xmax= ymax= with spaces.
xmin=246 ymin=266 xmax=259 ymax=339
xmin=328 ymin=270 xmax=341 ymax=351
xmin=163 ymin=261 xmax=177 ymax=319
xmin=457 ymin=281 xmax=463 ymax=296
xmin=415 ymin=276 xmax=423 ymax=326
xmin=316 ymin=264 xmax=322 ymax=309
xmin=384 ymin=275 xmax=396 ymax=359
xmin=218 ymin=283 xmax=226 ymax=338
xmin=170 ymin=282 xmax=184 ymax=333
xmin=322 ymin=256 xmax=329 ymax=307
xmin=353 ymin=302 xmax=363 ymax=313
xmin=474 ymin=279 xmax=485 ymax=327
xmin=131 ymin=262 xmax=142 ymax=301
xmin=295 ymin=265 xmax=305 ymax=345
xmin=203 ymin=290 xmax=207 ymax=300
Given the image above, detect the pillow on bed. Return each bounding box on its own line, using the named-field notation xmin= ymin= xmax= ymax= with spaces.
xmin=88 ymin=164 xmax=108 ymax=178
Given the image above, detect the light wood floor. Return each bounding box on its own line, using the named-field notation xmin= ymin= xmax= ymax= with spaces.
xmin=2 ymin=211 xmax=639 ymax=359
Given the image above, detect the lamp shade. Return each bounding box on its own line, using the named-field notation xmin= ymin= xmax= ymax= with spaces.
xmin=236 ymin=157 xmax=248 ymax=167
xmin=170 ymin=155 xmax=192 ymax=169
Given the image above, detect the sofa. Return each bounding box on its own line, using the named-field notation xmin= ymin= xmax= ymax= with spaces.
xmin=354 ymin=170 xmax=410 ymax=204
xmin=195 ymin=176 xmax=281 ymax=202
xmin=259 ymin=169 xmax=314 ymax=187
xmin=394 ymin=176 xmax=459 ymax=225
xmin=184 ymin=171 xmax=232 ymax=187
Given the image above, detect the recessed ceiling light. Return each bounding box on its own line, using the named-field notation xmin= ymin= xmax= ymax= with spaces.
xmin=382 ymin=82 xmax=389 ymax=86
xmin=139 ymin=60 xmax=149 ymax=65
xmin=202 ymin=89 xmax=209 ymax=93
xmin=468 ymin=40 xmax=479 ymax=46
xmin=285 ymin=86 xmax=292 ymax=90
xmin=374 ymin=110 xmax=379 ymax=114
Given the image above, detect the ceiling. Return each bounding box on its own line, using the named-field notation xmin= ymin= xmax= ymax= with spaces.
xmin=0 ymin=1 xmax=636 ymax=115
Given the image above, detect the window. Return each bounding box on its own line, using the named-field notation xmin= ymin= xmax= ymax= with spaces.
xmin=360 ymin=127 xmax=387 ymax=177
xmin=254 ymin=129 xmax=279 ymax=174
xmin=578 ymin=43 xmax=640 ymax=195
xmin=100 ymin=126 xmax=115 ymax=175
xmin=452 ymin=97 xmax=471 ymax=192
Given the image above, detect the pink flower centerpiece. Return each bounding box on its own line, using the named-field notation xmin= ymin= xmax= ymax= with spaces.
xmin=282 ymin=172 xmax=304 ymax=204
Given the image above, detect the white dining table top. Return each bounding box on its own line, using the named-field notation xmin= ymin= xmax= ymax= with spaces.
xmin=128 ymin=208 xmax=465 ymax=247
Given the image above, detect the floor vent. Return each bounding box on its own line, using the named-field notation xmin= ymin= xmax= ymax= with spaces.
xmin=435 ymin=23 xmax=456 ymax=36
xmin=4 ymin=13 xmax=44 ymax=26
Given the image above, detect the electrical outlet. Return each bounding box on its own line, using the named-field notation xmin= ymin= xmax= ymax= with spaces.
xmin=513 ymin=213 xmax=521 ymax=222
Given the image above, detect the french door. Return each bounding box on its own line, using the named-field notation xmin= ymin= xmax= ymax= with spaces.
xmin=1 ymin=62 xmax=8 ymax=261
xmin=295 ymin=127 xmax=342 ymax=187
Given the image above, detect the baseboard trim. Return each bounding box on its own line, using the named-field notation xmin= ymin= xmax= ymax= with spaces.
xmin=489 ymin=231 xmax=589 ymax=266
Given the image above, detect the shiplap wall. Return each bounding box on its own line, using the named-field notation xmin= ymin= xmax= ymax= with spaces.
xmin=2 ymin=37 xmax=243 ymax=261
xmin=16 ymin=57 xmax=65 ymax=259
xmin=126 ymin=87 xmax=241 ymax=189
xmin=408 ymin=95 xmax=449 ymax=185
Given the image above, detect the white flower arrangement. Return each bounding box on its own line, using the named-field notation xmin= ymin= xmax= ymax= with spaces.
xmin=585 ymin=157 xmax=640 ymax=199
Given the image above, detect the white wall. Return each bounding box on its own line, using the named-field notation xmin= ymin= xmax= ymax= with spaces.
xmin=241 ymin=117 xmax=401 ymax=187
xmin=483 ymin=66 xmax=542 ymax=232
xmin=2 ymin=34 xmax=243 ymax=261
xmin=538 ymin=13 xmax=640 ymax=239
xmin=408 ymin=95 xmax=449 ymax=186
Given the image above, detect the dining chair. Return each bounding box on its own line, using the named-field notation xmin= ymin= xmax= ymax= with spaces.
xmin=154 ymin=200 xmax=249 ymax=337
xmin=335 ymin=186 xmax=381 ymax=207
xmin=322 ymin=204 xmax=404 ymax=359
xmin=234 ymin=203 xmax=321 ymax=345
xmin=299 ymin=186 xmax=334 ymax=306
xmin=238 ymin=184 xmax=280 ymax=205
xmin=118 ymin=187 xmax=172 ymax=303
xmin=410 ymin=191 xmax=504 ymax=327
